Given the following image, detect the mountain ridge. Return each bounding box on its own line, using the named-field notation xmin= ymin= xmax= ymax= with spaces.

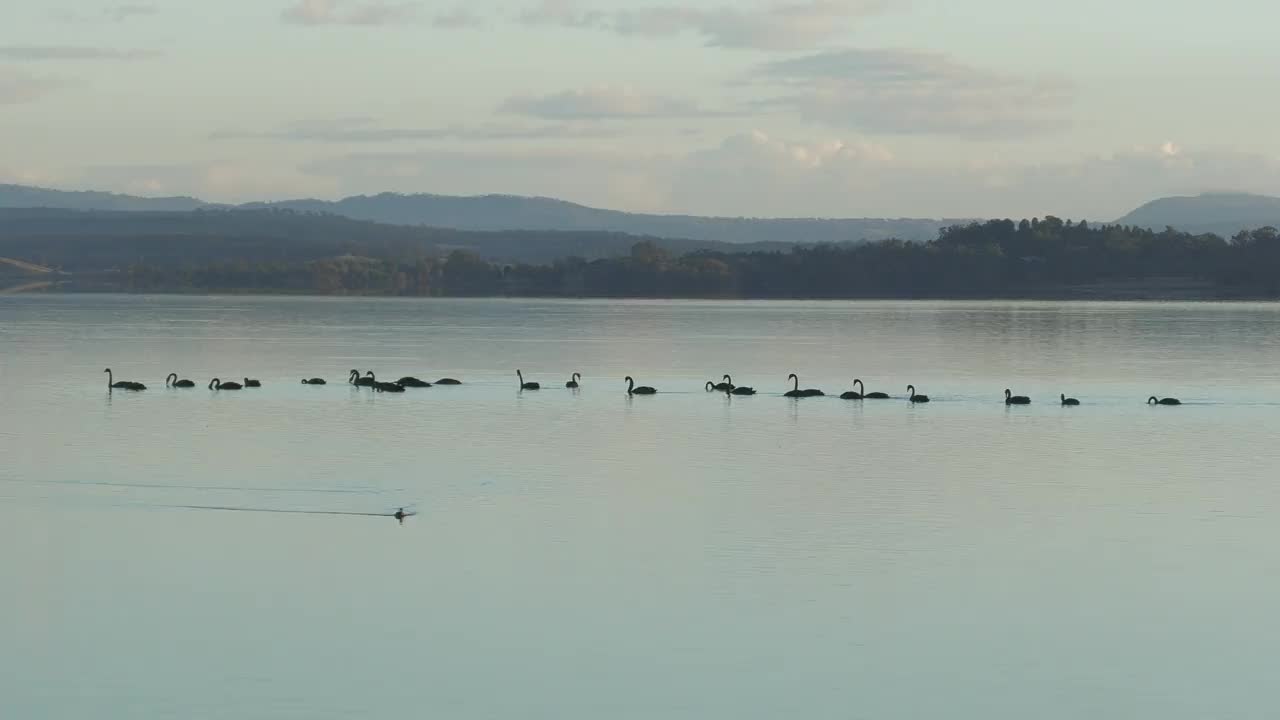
xmin=1114 ymin=192 xmax=1280 ymax=236
xmin=1 ymin=184 xmax=956 ymax=244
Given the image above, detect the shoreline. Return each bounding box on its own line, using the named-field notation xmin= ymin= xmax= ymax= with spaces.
xmin=3 ymin=280 xmax=1275 ymax=303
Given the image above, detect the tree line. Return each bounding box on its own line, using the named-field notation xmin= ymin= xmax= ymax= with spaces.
xmin=116 ymin=218 xmax=1280 ymax=298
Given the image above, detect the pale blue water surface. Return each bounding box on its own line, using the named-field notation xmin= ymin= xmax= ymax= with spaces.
xmin=2 ymin=295 xmax=1280 ymax=719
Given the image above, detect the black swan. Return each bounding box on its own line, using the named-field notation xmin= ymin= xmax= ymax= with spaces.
xmin=854 ymin=379 xmax=889 ymax=399
xmin=784 ymin=373 xmax=824 ymax=398
xmin=1005 ymin=389 xmax=1031 ymax=405
xmin=104 ymin=368 xmax=145 ymax=391
xmin=626 ymin=376 xmax=657 ymax=395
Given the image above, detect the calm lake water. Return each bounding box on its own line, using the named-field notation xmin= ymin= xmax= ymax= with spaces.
xmin=3 ymin=295 xmax=1280 ymax=719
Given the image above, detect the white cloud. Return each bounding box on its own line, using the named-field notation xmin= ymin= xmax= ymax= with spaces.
xmin=211 ymin=116 xmax=620 ymax=142
xmin=54 ymin=4 xmax=158 ymax=23
xmin=432 ymin=7 xmax=485 ymax=28
xmin=295 ymin=134 xmax=1280 ymax=220
xmin=282 ymin=0 xmax=419 ymax=26
xmin=74 ymin=162 xmax=341 ymax=203
xmin=518 ymin=0 xmax=889 ymax=50
xmin=499 ymin=86 xmax=722 ymax=119
xmin=754 ymin=48 xmax=1072 ymax=138
xmin=0 ymin=66 xmax=61 ymax=105
xmin=0 ymin=46 xmax=159 ymax=61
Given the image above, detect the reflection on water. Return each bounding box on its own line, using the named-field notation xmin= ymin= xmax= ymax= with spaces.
xmin=3 ymin=295 xmax=1280 ymax=719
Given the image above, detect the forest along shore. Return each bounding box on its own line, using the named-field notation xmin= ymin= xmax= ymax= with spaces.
xmin=4 ymin=216 xmax=1279 ymax=300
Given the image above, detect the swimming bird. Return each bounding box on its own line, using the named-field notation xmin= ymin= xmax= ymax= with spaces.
xmin=209 ymin=378 xmax=243 ymax=391
xmin=349 ymin=369 xmax=376 ymax=387
xmin=626 ymin=376 xmax=657 ymax=395
xmin=375 ymin=381 xmax=406 ymax=393
xmin=907 ymin=385 xmax=930 ymax=403
xmin=394 ymin=507 xmax=407 ymax=525
xmin=517 ymin=370 xmax=540 ymax=390
xmin=396 ymin=376 xmax=432 ymax=388
xmin=1148 ymin=396 xmax=1181 ymax=406
xmin=243 ymin=378 xmax=262 ymax=388
xmin=566 ymin=372 xmax=581 ymax=389
xmin=104 ymin=368 xmax=145 ymax=391
xmin=854 ymin=379 xmax=890 ymax=399
xmin=728 ymin=385 xmax=757 ymax=395
xmin=1005 ymin=389 xmax=1031 ymax=405
xmin=1061 ymin=393 xmax=1080 ymax=406
xmin=435 ymin=378 xmax=462 ymax=385
xmin=166 ymin=373 xmax=195 ymax=388
xmin=301 ymin=378 xmax=327 ymax=385
xmin=707 ymin=376 xmax=733 ymax=391
xmin=840 ymin=379 xmax=863 ymax=400
xmin=784 ymin=373 xmax=824 ymax=398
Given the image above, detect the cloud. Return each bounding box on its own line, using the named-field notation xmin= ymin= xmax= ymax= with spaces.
xmin=499 ymin=87 xmax=724 ymax=120
xmin=0 ymin=46 xmax=159 ymax=61
xmin=0 ymin=66 xmax=62 ymax=105
xmin=74 ymin=162 xmax=342 ymax=203
xmin=518 ymin=0 xmax=889 ymax=50
xmin=432 ymin=7 xmax=484 ymax=28
xmin=211 ymin=116 xmax=620 ymax=142
xmin=54 ymin=4 xmax=157 ymax=23
xmin=753 ymin=48 xmax=1073 ymax=138
xmin=282 ymin=0 xmax=420 ymax=26
xmin=295 ymin=132 xmax=1280 ymax=220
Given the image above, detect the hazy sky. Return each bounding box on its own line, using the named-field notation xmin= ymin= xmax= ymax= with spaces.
xmin=3 ymin=0 xmax=1279 ymax=219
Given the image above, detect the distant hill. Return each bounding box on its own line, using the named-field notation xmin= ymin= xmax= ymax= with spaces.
xmin=1115 ymin=193 xmax=1280 ymax=236
xmin=0 ymin=183 xmax=206 ymax=212
xmin=0 ymin=184 xmax=952 ymax=244
xmin=243 ymin=193 xmax=955 ymax=244
xmin=0 ymin=207 xmax=802 ymax=269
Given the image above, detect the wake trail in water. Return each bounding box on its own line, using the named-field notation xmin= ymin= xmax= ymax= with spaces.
xmin=145 ymin=503 xmax=417 ymax=518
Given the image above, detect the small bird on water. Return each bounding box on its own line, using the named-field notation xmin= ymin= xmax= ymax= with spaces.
xmin=394 ymin=507 xmax=407 ymax=525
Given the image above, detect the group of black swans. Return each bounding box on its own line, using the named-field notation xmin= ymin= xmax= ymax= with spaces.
xmin=104 ymin=368 xmax=1184 ymax=405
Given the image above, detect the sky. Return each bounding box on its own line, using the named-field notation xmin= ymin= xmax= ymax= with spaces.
xmin=3 ymin=0 xmax=1280 ymax=220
